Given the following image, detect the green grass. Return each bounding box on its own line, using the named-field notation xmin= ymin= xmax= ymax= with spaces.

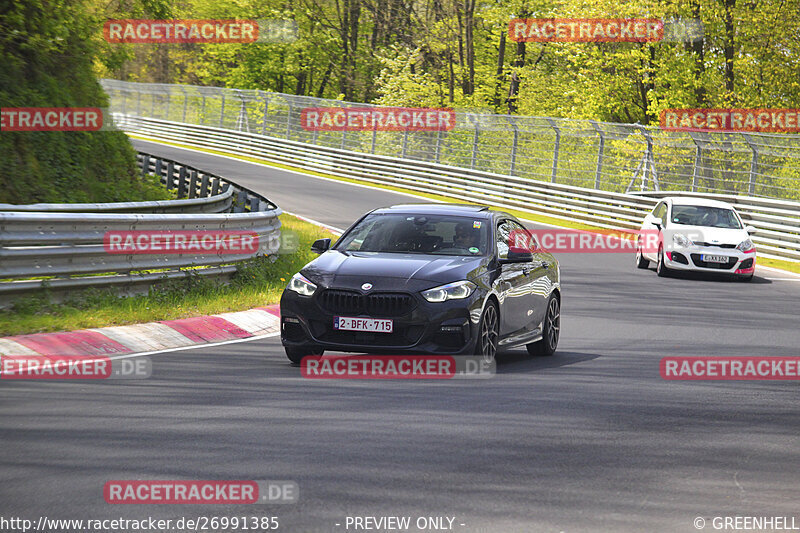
xmin=129 ymin=134 xmax=800 ymax=275
xmin=0 ymin=214 xmax=334 ymax=336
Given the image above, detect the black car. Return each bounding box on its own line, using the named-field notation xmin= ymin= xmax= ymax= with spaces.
xmin=279 ymin=204 xmax=561 ymax=363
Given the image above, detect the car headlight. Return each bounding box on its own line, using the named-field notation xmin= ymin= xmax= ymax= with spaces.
xmin=287 ymin=272 xmax=317 ymax=296
xmin=421 ymin=280 xmax=477 ymax=303
xmin=736 ymin=238 xmax=755 ymax=252
xmin=673 ymin=233 xmax=693 ymax=247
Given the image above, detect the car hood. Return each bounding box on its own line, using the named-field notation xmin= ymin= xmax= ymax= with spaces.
xmin=666 ymin=225 xmax=749 ymax=246
xmin=302 ymin=250 xmax=488 ymax=290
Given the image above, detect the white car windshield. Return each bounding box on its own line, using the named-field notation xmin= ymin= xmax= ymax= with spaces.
xmin=670 ymin=205 xmax=742 ymax=229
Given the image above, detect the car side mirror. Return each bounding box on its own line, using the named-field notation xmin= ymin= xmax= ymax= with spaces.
xmin=745 ymin=225 xmax=757 ymax=235
xmin=651 ymin=217 xmax=663 ymax=229
xmin=311 ymin=238 xmax=331 ymax=254
xmin=499 ymin=251 xmax=533 ymax=264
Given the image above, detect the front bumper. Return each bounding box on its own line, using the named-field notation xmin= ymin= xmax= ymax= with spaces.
xmin=664 ymin=246 xmax=756 ymax=275
xmin=280 ymin=287 xmax=486 ymax=355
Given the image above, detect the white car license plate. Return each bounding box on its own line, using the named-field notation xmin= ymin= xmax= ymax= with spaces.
xmin=334 ymin=317 xmax=393 ymax=333
xmin=701 ymin=254 xmax=728 ymax=263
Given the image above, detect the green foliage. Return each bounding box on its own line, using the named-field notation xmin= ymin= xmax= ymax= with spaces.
xmin=0 ymin=0 xmax=173 ymax=204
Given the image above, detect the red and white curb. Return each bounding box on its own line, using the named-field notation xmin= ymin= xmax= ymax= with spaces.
xmin=0 ymin=305 xmax=280 ymax=357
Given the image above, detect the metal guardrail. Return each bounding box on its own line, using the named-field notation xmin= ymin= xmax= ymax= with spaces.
xmin=0 ymin=153 xmax=283 ymax=306
xmin=101 ymin=79 xmax=800 ymax=201
xmin=113 ymin=114 xmax=800 ymax=262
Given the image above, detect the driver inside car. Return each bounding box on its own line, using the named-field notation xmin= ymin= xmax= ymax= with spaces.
xmin=453 ymin=222 xmax=480 ymax=250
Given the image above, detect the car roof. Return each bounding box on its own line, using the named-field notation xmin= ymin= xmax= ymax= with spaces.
xmin=372 ymin=204 xmax=494 ymax=217
xmin=664 ymin=197 xmax=736 ymax=210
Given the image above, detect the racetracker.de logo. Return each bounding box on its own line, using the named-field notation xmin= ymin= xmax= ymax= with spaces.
xmin=660 ymin=108 xmax=800 ymax=133
xmin=104 ymin=231 xmax=259 ymax=254
xmin=661 ymin=357 xmax=800 ymax=380
xmin=0 ymin=108 xmax=103 ymax=131
xmin=300 ymin=355 xmax=495 ymax=379
xmin=103 ymin=480 xmax=298 ymax=504
xmin=1 ymin=356 xmax=151 ymax=380
xmin=509 ymin=18 xmax=663 ymax=42
xmin=300 ymin=107 xmax=456 ymax=131
xmin=104 ymin=19 xmax=259 ymax=43
xmin=509 ymin=229 xmax=660 ymax=254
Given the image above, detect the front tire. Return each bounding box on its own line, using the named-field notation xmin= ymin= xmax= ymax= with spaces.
xmin=656 ymin=246 xmax=670 ymax=277
xmin=527 ymin=294 xmax=560 ymax=357
xmin=285 ymin=346 xmax=323 ymax=364
xmin=636 ymin=245 xmax=650 ymax=269
xmin=476 ymin=301 xmax=499 ymax=360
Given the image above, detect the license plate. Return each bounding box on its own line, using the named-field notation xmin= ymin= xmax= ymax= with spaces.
xmin=334 ymin=317 xmax=393 ymax=333
xmin=701 ymin=254 xmax=728 ymax=263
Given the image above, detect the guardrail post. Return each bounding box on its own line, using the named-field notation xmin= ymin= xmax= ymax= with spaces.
xmin=211 ymin=177 xmax=221 ymax=195
xmin=178 ymin=167 xmax=187 ymax=198
xmin=166 ymin=162 xmax=175 ymax=190
xmin=219 ymin=93 xmax=226 ymax=128
xmin=200 ymin=174 xmax=209 ymax=197
xmin=508 ymin=116 xmax=519 ymax=176
xmin=546 ymin=118 xmax=560 ymax=183
xmin=341 ymin=128 xmax=348 ymax=150
xmin=590 ymin=120 xmax=605 ymax=189
xmin=189 ymin=170 xmax=198 ymax=198
xmin=141 ymin=155 xmax=150 ymax=177
xmin=155 ymin=158 xmax=164 ymax=185
xmin=743 ymin=133 xmax=759 ymax=195
xmin=470 ymin=121 xmax=480 ymax=169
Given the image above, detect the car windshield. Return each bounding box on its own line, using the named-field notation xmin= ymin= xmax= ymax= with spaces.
xmin=335 ymin=213 xmax=489 ymax=256
xmin=670 ymin=205 xmax=742 ymax=229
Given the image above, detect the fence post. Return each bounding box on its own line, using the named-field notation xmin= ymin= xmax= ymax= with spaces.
xmin=743 ymin=133 xmax=759 ymax=195
xmin=261 ymin=93 xmax=270 ymax=136
xmin=164 ymin=88 xmax=171 ymax=120
xmin=688 ymin=131 xmax=702 ymax=192
xmin=508 ymin=116 xmax=519 ymax=176
xmin=371 ymin=120 xmax=378 ymax=154
xmin=434 ymin=128 xmax=442 ymax=164
xmin=590 ymin=120 xmax=605 ymax=189
xmin=546 ymin=118 xmax=560 ymax=183
xmin=285 ymin=99 xmax=293 ymax=139
xmin=181 ymin=87 xmax=188 ymax=122
xmin=401 ymin=128 xmax=410 ymax=159
xmin=219 ymin=92 xmax=226 ymax=128
xmin=200 ymin=94 xmax=206 ymax=125
xmin=137 ymin=90 xmax=141 ymax=116
xmin=470 ymin=120 xmax=480 ymax=169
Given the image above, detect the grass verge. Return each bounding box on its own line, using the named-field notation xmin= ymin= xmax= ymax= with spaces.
xmin=0 ymin=214 xmax=333 ymax=336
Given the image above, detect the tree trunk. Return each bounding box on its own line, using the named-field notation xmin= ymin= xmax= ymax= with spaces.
xmin=723 ymin=0 xmax=736 ymax=99
xmin=493 ymin=31 xmax=506 ymax=109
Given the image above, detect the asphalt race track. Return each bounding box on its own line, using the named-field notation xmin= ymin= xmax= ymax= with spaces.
xmin=1 ymin=138 xmax=799 ymax=532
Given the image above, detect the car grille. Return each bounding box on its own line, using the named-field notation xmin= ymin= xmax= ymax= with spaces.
xmin=690 ymin=254 xmax=738 ymax=269
xmin=695 ymin=242 xmax=737 ymax=249
xmin=319 ymin=289 xmax=416 ymax=317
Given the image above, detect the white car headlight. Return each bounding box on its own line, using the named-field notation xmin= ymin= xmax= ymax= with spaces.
xmin=736 ymin=238 xmax=755 ymax=252
xmin=287 ymin=272 xmax=317 ymax=296
xmin=421 ymin=280 xmax=476 ymax=303
xmin=673 ymin=233 xmax=693 ymax=247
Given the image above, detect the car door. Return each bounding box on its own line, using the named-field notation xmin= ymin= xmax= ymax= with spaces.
xmin=641 ymin=201 xmax=667 ymax=261
xmin=495 ymin=219 xmax=538 ymax=341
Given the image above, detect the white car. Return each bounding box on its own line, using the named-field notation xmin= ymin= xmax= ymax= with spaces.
xmin=635 ymin=197 xmax=757 ymax=281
